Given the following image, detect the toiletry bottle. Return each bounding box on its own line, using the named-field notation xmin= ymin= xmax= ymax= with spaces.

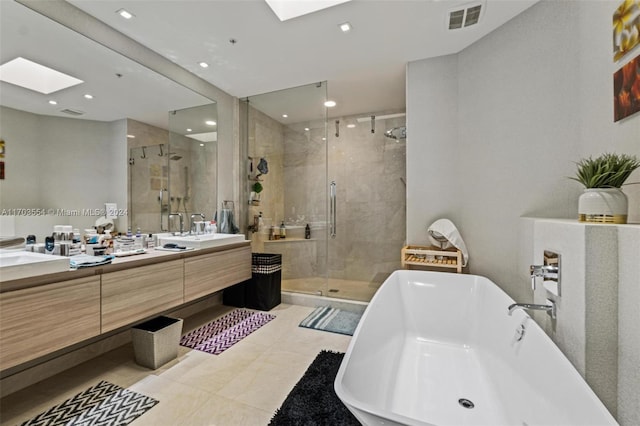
xmin=305 ymin=224 xmax=311 ymax=239
xmin=147 ymin=234 xmax=155 ymax=250
xmin=258 ymin=212 xmax=264 ymax=232
xmin=126 ymin=227 xmax=132 ymax=237
xmin=211 ymin=220 xmax=217 ymax=234
xmin=268 ymin=225 xmax=274 ymax=240
xmin=280 ymin=221 xmax=286 ymax=239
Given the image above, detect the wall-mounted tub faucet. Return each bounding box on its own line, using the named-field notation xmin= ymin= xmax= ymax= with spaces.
xmin=530 ymin=250 xmax=560 ymax=294
xmin=508 ymin=299 xmax=556 ymax=320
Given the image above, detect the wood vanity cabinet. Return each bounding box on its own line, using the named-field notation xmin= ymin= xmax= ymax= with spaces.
xmin=101 ymin=259 xmax=184 ymax=332
xmin=0 ymin=276 xmax=101 ymax=371
xmin=184 ymin=246 xmax=251 ymax=302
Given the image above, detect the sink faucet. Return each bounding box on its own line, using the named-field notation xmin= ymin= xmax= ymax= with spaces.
xmin=190 ymin=213 xmax=206 ymax=234
xmin=508 ymin=299 xmax=556 ymax=320
xmin=168 ymin=213 xmax=184 ymax=235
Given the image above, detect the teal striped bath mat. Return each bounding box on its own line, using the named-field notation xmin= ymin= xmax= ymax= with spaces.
xmin=299 ymin=306 xmax=362 ymax=336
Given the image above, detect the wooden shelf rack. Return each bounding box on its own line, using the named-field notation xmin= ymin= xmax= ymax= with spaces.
xmin=401 ymin=245 xmax=463 ymax=273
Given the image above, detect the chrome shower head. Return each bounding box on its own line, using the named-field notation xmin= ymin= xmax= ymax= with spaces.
xmin=384 ymin=126 xmax=406 ymax=140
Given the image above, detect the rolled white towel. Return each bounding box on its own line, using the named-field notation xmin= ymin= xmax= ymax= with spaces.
xmin=427 ymin=218 xmax=469 ymax=267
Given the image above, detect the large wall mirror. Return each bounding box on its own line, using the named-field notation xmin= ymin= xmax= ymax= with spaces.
xmin=0 ymin=0 xmax=217 ymax=239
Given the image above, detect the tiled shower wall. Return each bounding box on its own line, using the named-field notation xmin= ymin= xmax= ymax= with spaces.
xmin=247 ymin=106 xmax=406 ymax=284
xmin=284 ymin=113 xmax=407 ymax=283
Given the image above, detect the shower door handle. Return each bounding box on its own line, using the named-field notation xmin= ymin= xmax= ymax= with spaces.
xmin=330 ymin=181 xmax=337 ymax=238
xmin=159 ymin=188 xmax=168 ymax=231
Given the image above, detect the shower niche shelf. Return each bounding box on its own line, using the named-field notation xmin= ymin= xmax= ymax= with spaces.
xmin=401 ymin=245 xmax=462 ymax=273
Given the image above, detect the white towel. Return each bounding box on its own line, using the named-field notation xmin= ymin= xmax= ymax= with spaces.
xmin=427 ymin=219 xmax=469 ymax=267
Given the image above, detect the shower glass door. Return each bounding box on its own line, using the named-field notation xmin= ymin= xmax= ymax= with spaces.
xmin=243 ymin=84 xmax=407 ymax=302
xmin=242 ymin=82 xmax=329 ymax=297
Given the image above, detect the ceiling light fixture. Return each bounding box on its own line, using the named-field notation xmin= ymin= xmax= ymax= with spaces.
xmin=324 ymin=100 xmax=337 ymax=107
xmin=48 ymin=100 xmax=57 ymax=105
xmin=187 ymin=128 xmax=192 ymax=132
xmin=347 ymin=123 xmax=356 ymax=128
xmin=304 ymin=127 xmax=310 ymax=131
xmin=116 ymin=8 xmax=134 ymax=19
xmin=0 ymin=57 xmax=83 ymax=94
xmin=84 ymin=94 xmax=93 ymax=99
xmin=282 ymin=114 xmax=288 ymax=118
xmin=127 ymin=134 xmax=136 ymax=139
xmin=199 ymin=62 xmax=209 ymax=68
xmin=339 ymin=22 xmax=352 ymax=32
xmin=205 ymin=120 xmax=216 ymax=126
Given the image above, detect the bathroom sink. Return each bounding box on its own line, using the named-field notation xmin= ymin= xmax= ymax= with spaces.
xmin=0 ymin=251 xmax=70 ymax=281
xmin=158 ymin=233 xmax=246 ymax=249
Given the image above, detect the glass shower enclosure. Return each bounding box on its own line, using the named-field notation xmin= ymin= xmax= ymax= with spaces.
xmin=128 ymin=103 xmax=218 ymax=234
xmin=242 ymin=83 xmax=406 ymax=303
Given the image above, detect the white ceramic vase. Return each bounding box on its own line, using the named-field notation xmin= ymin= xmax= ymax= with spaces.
xmin=578 ymin=188 xmax=628 ymax=224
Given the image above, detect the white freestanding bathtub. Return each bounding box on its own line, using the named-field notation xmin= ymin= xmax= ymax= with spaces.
xmin=334 ymin=270 xmax=617 ymax=426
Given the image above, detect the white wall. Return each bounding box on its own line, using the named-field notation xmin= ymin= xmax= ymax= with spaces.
xmin=0 ymin=106 xmax=127 ymax=239
xmin=407 ymin=0 xmax=640 ymax=303
xmin=407 ymin=2 xmax=640 ymax=424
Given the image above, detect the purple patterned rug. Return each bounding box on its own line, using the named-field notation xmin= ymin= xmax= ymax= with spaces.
xmin=180 ymin=309 xmax=275 ymax=355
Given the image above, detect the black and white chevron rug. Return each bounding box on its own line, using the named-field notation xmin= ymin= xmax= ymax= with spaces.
xmin=21 ymin=380 xmax=158 ymax=426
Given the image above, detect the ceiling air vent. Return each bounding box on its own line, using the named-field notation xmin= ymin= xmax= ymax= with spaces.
xmin=60 ymin=108 xmax=84 ymax=116
xmin=448 ymin=3 xmax=483 ymax=30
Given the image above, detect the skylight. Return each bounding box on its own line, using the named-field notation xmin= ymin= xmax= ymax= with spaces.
xmin=0 ymin=57 xmax=83 ymax=94
xmin=264 ymin=0 xmax=352 ymax=21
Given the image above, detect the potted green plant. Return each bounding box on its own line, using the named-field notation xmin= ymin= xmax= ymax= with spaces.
xmin=571 ymin=153 xmax=640 ymax=224
xmin=250 ymin=181 xmax=263 ymax=206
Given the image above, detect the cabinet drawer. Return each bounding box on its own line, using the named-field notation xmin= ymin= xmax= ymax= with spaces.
xmin=184 ymin=246 xmax=251 ymax=302
xmin=101 ymin=259 xmax=183 ymax=332
xmin=0 ymin=276 xmax=101 ymax=371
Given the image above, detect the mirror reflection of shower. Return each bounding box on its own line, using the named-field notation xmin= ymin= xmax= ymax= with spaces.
xmin=128 ymin=142 xmax=170 ymax=233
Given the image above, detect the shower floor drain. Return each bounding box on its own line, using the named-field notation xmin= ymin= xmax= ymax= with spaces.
xmin=458 ymin=398 xmax=475 ymax=409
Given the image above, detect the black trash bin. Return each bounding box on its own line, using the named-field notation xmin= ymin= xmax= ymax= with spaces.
xmin=223 ymin=279 xmax=249 ymax=308
xmin=245 ymin=253 xmax=282 ymax=311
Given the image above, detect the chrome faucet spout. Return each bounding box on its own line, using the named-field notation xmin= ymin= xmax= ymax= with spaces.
xmin=168 ymin=213 xmax=184 ymax=235
xmin=508 ymin=301 xmax=556 ymax=320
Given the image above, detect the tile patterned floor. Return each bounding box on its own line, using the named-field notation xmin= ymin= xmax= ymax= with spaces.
xmin=0 ymin=304 xmax=352 ymax=426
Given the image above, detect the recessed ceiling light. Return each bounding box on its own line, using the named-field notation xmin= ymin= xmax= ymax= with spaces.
xmin=282 ymin=114 xmax=288 ymax=118
xmin=347 ymin=123 xmax=356 ymax=128
xmin=322 ymin=137 xmax=327 ymax=141
xmin=199 ymin=62 xmax=209 ymax=68
xmin=116 ymin=8 xmax=134 ymax=19
xmin=0 ymin=57 xmax=83 ymax=94
xmin=339 ymin=22 xmax=352 ymax=32
xmin=84 ymin=94 xmax=93 ymax=99
xmin=186 ymin=128 xmax=192 ymax=132
xmin=48 ymin=100 xmax=57 ymax=105
xmin=264 ymin=0 xmax=352 ymax=21
xmin=127 ymin=134 xmax=136 ymax=139
xmin=205 ymin=120 xmax=216 ymax=126
xmin=200 ymin=143 xmax=205 ymax=147
xmin=304 ymin=127 xmax=310 ymax=131
xmin=324 ymin=100 xmax=337 ymax=107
